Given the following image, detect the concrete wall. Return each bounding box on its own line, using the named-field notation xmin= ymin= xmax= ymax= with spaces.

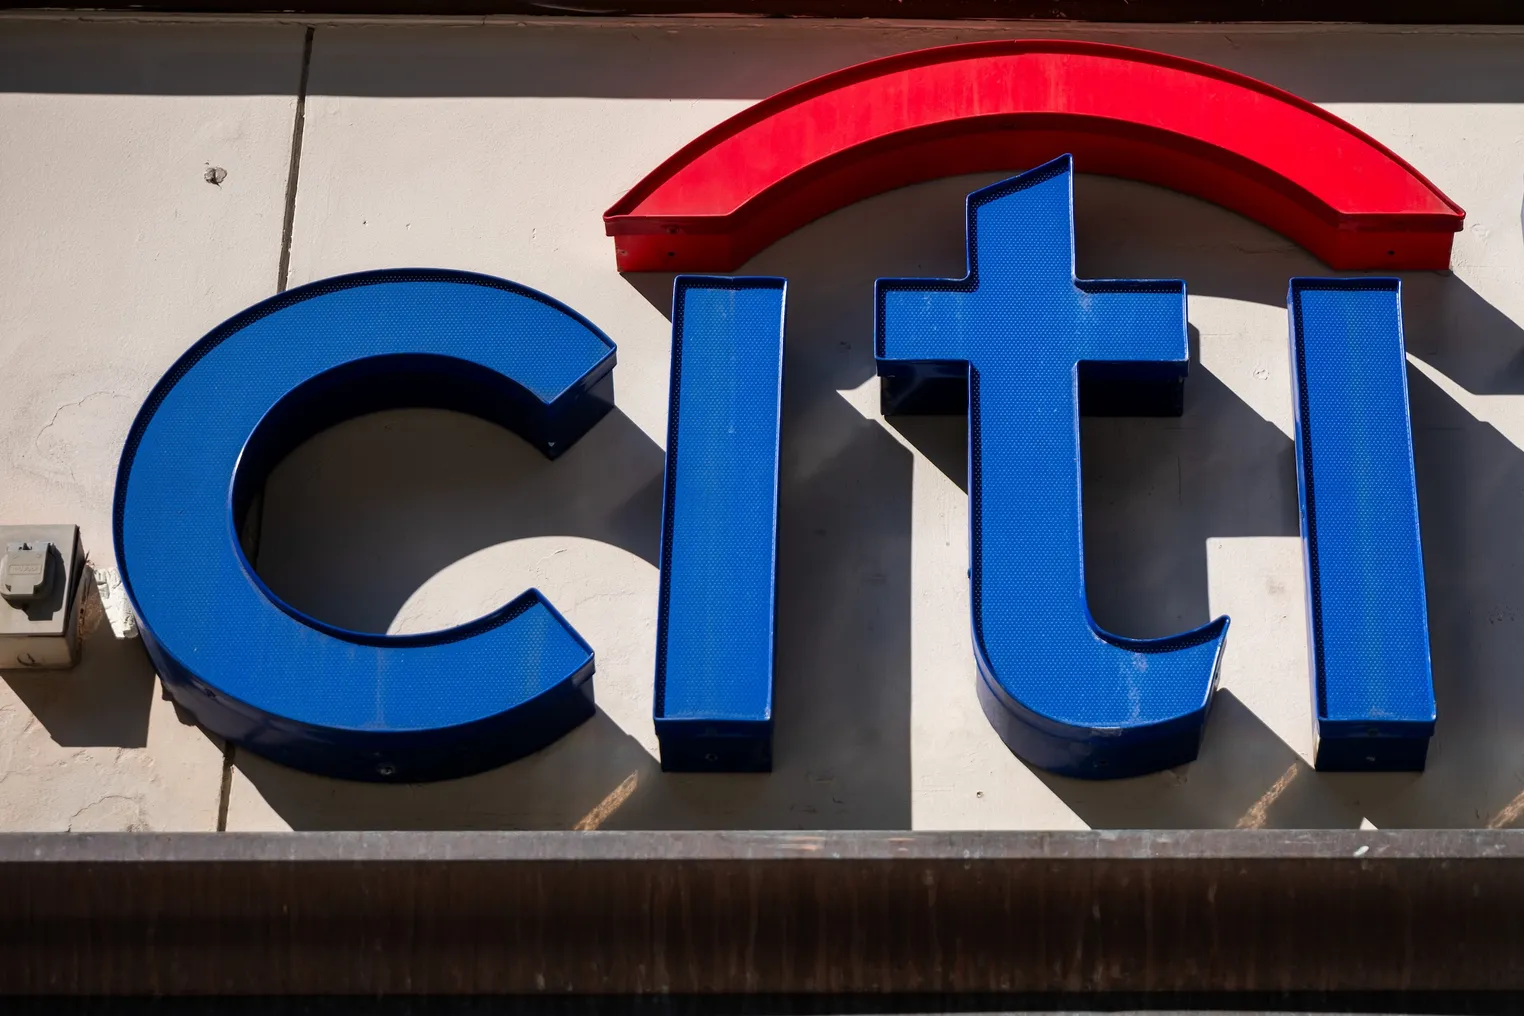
xmin=3 ymin=15 xmax=1523 ymax=832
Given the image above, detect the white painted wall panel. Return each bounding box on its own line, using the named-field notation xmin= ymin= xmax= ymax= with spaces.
xmin=0 ymin=21 xmax=308 ymax=830
xmin=4 ymin=17 xmax=1524 ymax=831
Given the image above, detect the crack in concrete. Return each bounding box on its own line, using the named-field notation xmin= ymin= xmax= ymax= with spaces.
xmin=31 ymin=389 xmax=119 ymax=483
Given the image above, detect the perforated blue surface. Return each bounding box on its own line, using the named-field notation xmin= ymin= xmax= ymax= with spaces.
xmin=876 ymin=156 xmax=1229 ymax=779
xmin=115 ymin=270 xmax=616 ymax=782
xmin=654 ymin=278 xmax=785 ymax=772
xmin=1289 ymin=279 xmax=1435 ymax=771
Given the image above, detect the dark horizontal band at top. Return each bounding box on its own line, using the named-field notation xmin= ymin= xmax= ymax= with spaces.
xmin=10 ymin=0 xmax=1524 ymax=21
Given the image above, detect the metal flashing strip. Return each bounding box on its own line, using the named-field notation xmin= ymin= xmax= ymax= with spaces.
xmin=5 ymin=829 xmax=1524 ymax=995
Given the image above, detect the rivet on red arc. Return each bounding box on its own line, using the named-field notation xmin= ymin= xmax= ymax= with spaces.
xmin=604 ymin=40 xmax=1464 ymax=273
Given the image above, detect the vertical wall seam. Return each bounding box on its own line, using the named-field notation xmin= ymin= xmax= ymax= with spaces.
xmin=219 ymin=24 xmax=315 ymax=832
xmin=215 ymin=741 xmax=235 ymax=832
xmin=275 ymin=25 xmax=315 ymax=295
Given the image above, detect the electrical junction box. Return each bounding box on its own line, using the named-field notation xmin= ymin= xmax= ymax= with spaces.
xmin=0 ymin=525 xmax=88 ymax=669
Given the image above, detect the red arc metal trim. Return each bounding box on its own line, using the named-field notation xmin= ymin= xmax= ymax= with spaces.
xmin=605 ymin=40 xmax=1464 ymax=272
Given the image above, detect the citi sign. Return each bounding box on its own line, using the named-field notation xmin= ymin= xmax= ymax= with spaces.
xmin=114 ymin=42 xmax=1462 ymax=783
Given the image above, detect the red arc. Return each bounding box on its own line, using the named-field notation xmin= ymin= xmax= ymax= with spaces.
xmin=605 ymin=40 xmax=1463 ymax=272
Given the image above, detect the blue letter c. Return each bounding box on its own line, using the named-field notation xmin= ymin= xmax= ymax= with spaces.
xmin=115 ymin=270 xmax=616 ymax=782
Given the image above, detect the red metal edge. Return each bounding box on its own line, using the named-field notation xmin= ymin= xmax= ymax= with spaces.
xmin=604 ymin=40 xmax=1465 ymax=273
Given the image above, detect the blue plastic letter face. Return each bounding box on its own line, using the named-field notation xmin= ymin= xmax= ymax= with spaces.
xmin=875 ymin=155 xmax=1229 ymax=779
xmin=1289 ymin=279 xmax=1436 ymax=770
xmin=115 ymin=270 xmax=617 ymax=782
xmin=654 ymin=277 xmax=786 ymax=772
